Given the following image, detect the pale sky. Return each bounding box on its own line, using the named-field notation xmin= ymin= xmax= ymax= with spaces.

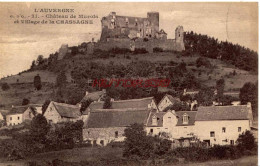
xmin=0 ymin=2 xmax=258 ymax=78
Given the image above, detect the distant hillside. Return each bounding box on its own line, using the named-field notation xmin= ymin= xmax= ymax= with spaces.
xmin=0 ymin=31 xmax=258 ymax=108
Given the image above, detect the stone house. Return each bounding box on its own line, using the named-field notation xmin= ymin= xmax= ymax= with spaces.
xmin=194 ymin=103 xmax=253 ymax=146
xmin=44 ymin=101 xmax=82 ymax=124
xmin=83 ymin=108 xmax=151 ymax=146
xmin=157 ymin=94 xmax=180 ymax=112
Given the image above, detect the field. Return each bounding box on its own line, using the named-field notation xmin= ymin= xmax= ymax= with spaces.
xmin=0 ymin=147 xmax=257 ymax=166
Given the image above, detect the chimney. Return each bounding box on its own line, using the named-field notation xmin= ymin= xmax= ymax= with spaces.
xmin=246 ymin=102 xmax=253 ymax=127
xmin=247 ymin=102 xmax=252 ymax=108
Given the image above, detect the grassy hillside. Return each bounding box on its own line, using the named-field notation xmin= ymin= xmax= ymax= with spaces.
xmin=0 ymin=51 xmax=257 ymax=108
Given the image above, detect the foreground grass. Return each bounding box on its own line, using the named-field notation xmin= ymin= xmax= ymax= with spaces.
xmin=0 ymin=147 xmax=257 ymax=166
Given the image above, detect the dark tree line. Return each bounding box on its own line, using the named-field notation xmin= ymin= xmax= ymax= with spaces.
xmin=184 ymin=31 xmax=258 ymax=72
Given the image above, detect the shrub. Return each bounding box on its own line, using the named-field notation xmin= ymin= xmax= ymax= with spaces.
xmin=107 ymin=141 xmax=124 ymax=148
xmin=110 ymin=47 xmax=131 ymax=54
xmin=196 ymin=57 xmax=212 ymax=68
xmin=237 ymin=130 xmax=256 ymax=151
xmin=153 ymin=47 xmax=163 ymax=53
xmin=133 ymin=48 xmax=148 ymax=54
xmin=1 ymin=82 xmax=10 ymax=91
xmin=22 ymin=98 xmax=30 ymax=105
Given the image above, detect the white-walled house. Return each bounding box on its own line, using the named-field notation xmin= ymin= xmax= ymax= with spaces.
xmin=44 ymin=101 xmax=82 ymax=124
xmin=146 ymin=110 xmax=197 ymax=141
xmin=5 ymin=104 xmax=42 ymax=126
xmin=6 ymin=113 xmax=23 ymax=126
xmin=195 ymin=103 xmax=253 ymax=146
xmin=158 ymin=94 xmax=180 ymax=112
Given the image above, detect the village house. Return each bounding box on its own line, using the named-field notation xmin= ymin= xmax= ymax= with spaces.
xmin=157 ymin=94 xmax=180 ymax=111
xmin=194 ymin=103 xmax=253 ymax=146
xmin=44 ymin=101 xmax=82 ymax=124
xmin=5 ymin=104 xmax=42 ymax=126
xmin=83 ymin=108 xmax=151 ymax=146
xmin=146 ymin=110 xmax=197 ymax=146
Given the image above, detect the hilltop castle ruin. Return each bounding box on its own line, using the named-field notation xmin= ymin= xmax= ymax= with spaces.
xmin=57 ymin=11 xmax=185 ymax=60
xmin=96 ymin=12 xmax=185 ymax=52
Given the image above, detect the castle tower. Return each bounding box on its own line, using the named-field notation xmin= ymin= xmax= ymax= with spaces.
xmin=147 ymin=12 xmax=159 ymax=38
xmin=175 ymin=26 xmax=184 ymax=43
xmin=175 ymin=26 xmax=185 ymax=51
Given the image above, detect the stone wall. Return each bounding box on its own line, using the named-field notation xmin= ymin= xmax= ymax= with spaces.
xmin=83 ymin=127 xmax=126 ymax=145
xmin=93 ymin=38 xmax=184 ymax=53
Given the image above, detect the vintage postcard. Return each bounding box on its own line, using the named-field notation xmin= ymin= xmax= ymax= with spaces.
xmin=0 ymin=2 xmax=258 ymax=166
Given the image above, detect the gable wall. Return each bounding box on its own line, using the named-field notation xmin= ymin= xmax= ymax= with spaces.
xmin=44 ymin=102 xmax=61 ymax=123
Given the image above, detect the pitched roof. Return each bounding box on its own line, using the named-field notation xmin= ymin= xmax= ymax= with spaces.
xmin=176 ymin=111 xmax=197 ymax=126
xmin=195 ymin=105 xmax=250 ymax=121
xmin=6 ymin=104 xmax=43 ymax=116
xmin=86 ymin=108 xmax=150 ymax=128
xmin=147 ymin=111 xmax=166 ymax=127
xmin=0 ymin=110 xmax=10 ymax=116
xmin=52 ymin=102 xmax=81 ymax=118
xmin=88 ymin=97 xmax=154 ymax=110
xmin=81 ymin=91 xmax=105 ymax=102
xmin=7 ymin=106 xmax=28 ymax=115
xmin=158 ymin=94 xmax=180 ymax=108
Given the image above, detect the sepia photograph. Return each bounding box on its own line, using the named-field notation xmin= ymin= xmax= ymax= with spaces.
xmin=0 ymin=2 xmax=258 ymax=165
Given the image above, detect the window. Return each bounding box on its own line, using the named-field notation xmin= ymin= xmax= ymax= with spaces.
xmin=115 ymin=131 xmax=118 ymax=138
xmin=100 ymin=140 xmax=104 ymax=146
xmin=182 ymin=113 xmax=189 ymax=124
xmin=10 ymin=117 xmax=12 ymax=121
xmin=230 ymin=140 xmax=234 ymax=145
xmin=29 ymin=112 xmax=31 ymax=118
xmin=222 ymin=127 xmax=226 ymax=133
xmin=17 ymin=116 xmax=20 ymax=120
xmin=150 ymin=129 xmax=153 ymax=133
xmin=210 ymin=131 xmax=215 ymax=137
xmin=168 ymin=117 xmax=171 ymax=122
xmin=238 ymin=127 xmax=241 ymax=132
xmin=152 ymin=116 xmax=157 ymax=126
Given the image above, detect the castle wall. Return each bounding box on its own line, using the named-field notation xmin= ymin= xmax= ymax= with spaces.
xmin=93 ymin=38 xmax=185 ymax=53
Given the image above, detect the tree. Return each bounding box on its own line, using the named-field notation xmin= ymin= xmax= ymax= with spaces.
xmin=30 ymin=60 xmax=36 ymax=70
xmin=237 ymin=130 xmax=256 ymax=151
xmin=42 ymin=100 xmax=51 ymax=115
xmin=195 ymin=87 xmax=214 ymax=106
xmin=123 ymin=123 xmax=154 ymax=159
xmin=30 ymin=114 xmax=49 ymax=144
xmin=80 ymin=99 xmax=93 ymax=113
xmin=33 ymin=74 xmax=42 ymax=90
xmin=1 ymin=82 xmax=10 ymax=91
xmin=56 ymin=71 xmax=67 ymax=87
xmin=36 ymin=55 xmax=44 ymax=66
xmin=103 ymin=96 xmax=112 ymax=109
xmin=163 ymin=102 xmax=190 ymax=112
xmin=216 ymin=79 xmax=225 ymax=104
xmin=22 ymin=98 xmax=30 ymax=105
xmin=239 ymin=82 xmax=257 ymax=116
